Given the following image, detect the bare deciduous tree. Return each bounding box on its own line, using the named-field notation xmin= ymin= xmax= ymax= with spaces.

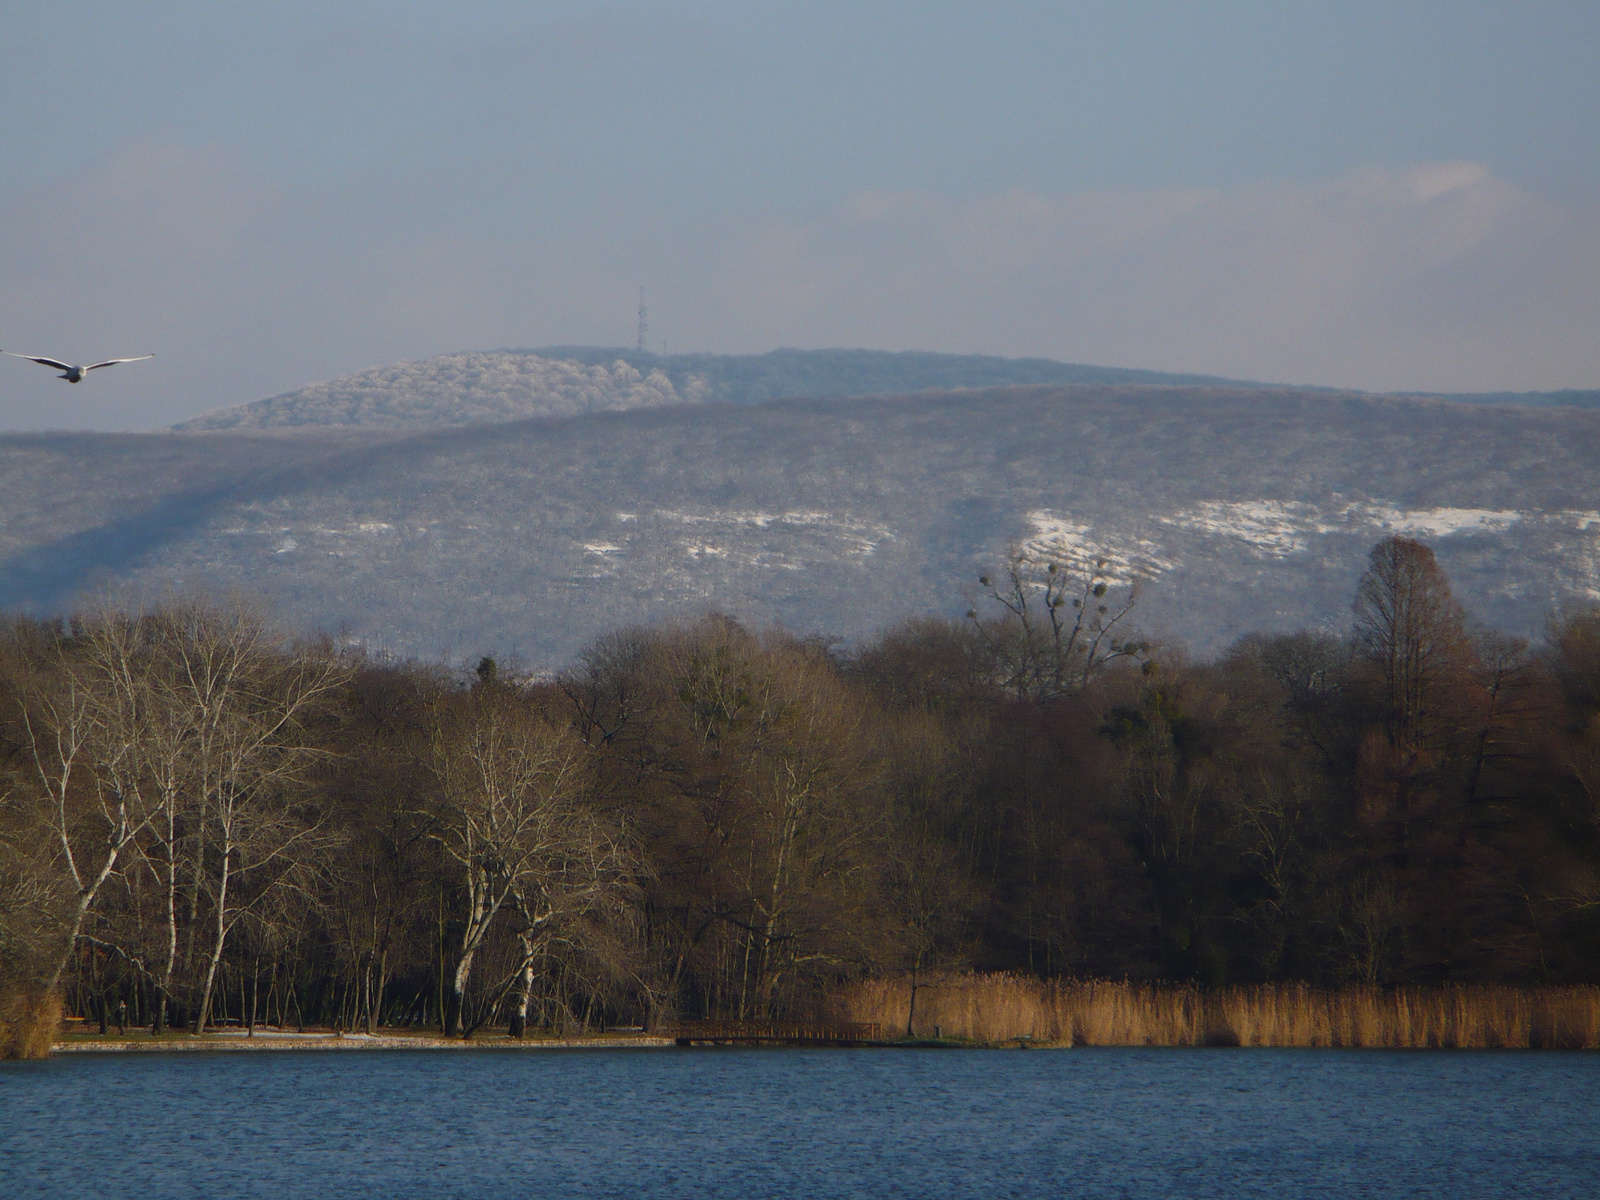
xmin=11 ymin=611 xmax=156 ymax=999
xmin=137 ymin=602 xmax=346 ymax=1033
xmin=659 ymin=623 xmax=887 ymax=1018
xmin=969 ymin=547 xmax=1144 ymax=701
xmin=1353 ymin=536 xmax=1471 ymax=756
xmin=426 ymin=686 xmax=634 ymax=1037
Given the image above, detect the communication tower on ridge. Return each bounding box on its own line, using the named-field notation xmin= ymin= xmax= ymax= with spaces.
xmin=636 ymin=288 xmax=648 ymax=353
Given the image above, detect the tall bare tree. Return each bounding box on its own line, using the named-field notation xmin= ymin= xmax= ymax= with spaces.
xmin=647 ymin=621 xmax=888 ymax=1018
xmin=426 ymin=685 xmax=633 ymax=1036
xmin=1352 ymin=536 xmax=1470 ymax=757
xmin=133 ymin=602 xmax=346 ymax=1033
xmin=10 ymin=611 xmax=159 ymax=999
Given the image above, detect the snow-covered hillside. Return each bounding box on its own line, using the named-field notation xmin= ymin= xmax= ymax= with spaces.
xmin=172 ymin=346 xmax=1600 ymax=434
xmin=9 ymin=384 xmax=1600 ymax=667
xmin=176 ymin=353 xmax=701 ymax=431
xmin=172 ymin=347 xmax=1277 ymax=432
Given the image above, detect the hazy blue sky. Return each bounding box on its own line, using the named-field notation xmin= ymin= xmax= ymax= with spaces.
xmin=2 ymin=1 xmax=1597 ymax=429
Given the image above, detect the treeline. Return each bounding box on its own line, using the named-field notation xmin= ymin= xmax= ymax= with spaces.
xmin=2 ymin=536 xmax=1598 ymax=1052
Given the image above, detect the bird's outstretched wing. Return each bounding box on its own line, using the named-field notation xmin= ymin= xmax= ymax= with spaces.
xmin=4 ymin=351 xmax=75 ymax=371
xmin=83 ymin=354 xmax=155 ymax=372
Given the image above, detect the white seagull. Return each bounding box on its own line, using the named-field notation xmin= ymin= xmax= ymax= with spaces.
xmin=3 ymin=350 xmax=154 ymax=383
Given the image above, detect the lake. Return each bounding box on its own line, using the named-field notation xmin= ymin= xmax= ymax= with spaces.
xmin=3 ymin=1047 xmax=1597 ymax=1198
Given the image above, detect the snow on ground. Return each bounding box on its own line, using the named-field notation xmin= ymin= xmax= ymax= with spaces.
xmin=1159 ymin=499 xmax=1527 ymax=558
xmin=1022 ymin=511 xmax=1177 ymax=582
xmin=1366 ymin=506 xmax=1522 ymax=538
xmin=651 ymin=508 xmax=895 ymax=562
xmin=1162 ymin=501 xmax=1322 ymax=558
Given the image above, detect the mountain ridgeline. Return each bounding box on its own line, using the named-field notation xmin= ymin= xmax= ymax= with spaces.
xmin=173 ymin=347 xmax=1277 ymax=432
xmin=172 ymin=346 xmax=1600 ymax=434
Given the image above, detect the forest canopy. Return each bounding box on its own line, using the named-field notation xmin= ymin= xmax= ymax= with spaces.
xmin=2 ymin=536 xmax=1598 ymax=1043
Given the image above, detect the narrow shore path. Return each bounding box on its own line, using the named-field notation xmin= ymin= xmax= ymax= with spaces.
xmin=53 ymin=1030 xmax=677 ymax=1053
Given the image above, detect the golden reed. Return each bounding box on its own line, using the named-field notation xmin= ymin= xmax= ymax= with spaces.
xmin=0 ymin=989 xmax=63 ymax=1060
xmin=841 ymin=974 xmax=1600 ymax=1049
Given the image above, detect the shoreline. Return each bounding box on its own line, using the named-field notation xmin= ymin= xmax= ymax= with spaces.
xmin=52 ymin=1030 xmax=678 ymax=1054
xmin=45 ymin=1028 xmax=1600 ymax=1055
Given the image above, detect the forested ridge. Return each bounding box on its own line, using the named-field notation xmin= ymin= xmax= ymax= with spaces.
xmin=2 ymin=536 xmax=1598 ymax=1054
xmin=15 ymin=383 xmax=1600 ymax=669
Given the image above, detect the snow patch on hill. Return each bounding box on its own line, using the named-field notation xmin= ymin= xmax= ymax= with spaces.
xmin=1024 ymin=500 xmax=1551 ymax=577
xmin=1023 ymin=511 xmax=1177 ymax=582
xmin=1368 ymin=506 xmax=1521 ymax=538
xmin=1164 ymin=501 xmax=1322 ymax=558
xmin=1161 ymin=499 xmax=1528 ymax=558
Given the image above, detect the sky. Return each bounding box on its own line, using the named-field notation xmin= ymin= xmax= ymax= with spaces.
xmin=1 ymin=1 xmax=1597 ymax=430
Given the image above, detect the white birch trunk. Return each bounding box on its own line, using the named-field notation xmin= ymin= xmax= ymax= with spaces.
xmin=192 ymin=842 xmax=232 ymax=1033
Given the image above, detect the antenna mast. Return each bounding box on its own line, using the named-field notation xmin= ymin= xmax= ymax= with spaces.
xmin=636 ymin=287 xmax=648 ymax=353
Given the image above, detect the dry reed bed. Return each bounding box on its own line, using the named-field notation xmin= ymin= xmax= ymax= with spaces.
xmin=842 ymin=975 xmax=1600 ymax=1049
xmin=0 ymin=990 xmax=63 ymax=1060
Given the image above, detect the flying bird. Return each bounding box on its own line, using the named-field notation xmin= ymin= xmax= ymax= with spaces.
xmin=3 ymin=350 xmax=154 ymax=383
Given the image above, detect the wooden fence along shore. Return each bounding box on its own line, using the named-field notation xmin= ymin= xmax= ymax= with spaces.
xmin=841 ymin=975 xmax=1600 ymax=1049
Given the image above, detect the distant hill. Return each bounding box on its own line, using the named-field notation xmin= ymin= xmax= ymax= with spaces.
xmin=174 ymin=353 xmax=695 ymax=431
xmin=173 ymin=348 xmax=1269 ymax=432
xmin=175 ymin=346 xmax=1600 ymax=433
xmin=544 ymin=348 xmax=1600 ymax=409
xmin=1401 ymin=389 xmax=1600 ymax=409
xmin=11 ymin=383 xmax=1600 ymax=666
xmin=527 ymin=347 xmax=1258 ymax=404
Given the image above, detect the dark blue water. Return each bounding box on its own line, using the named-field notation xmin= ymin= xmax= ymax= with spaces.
xmin=3 ymin=1047 xmax=1597 ymax=1198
